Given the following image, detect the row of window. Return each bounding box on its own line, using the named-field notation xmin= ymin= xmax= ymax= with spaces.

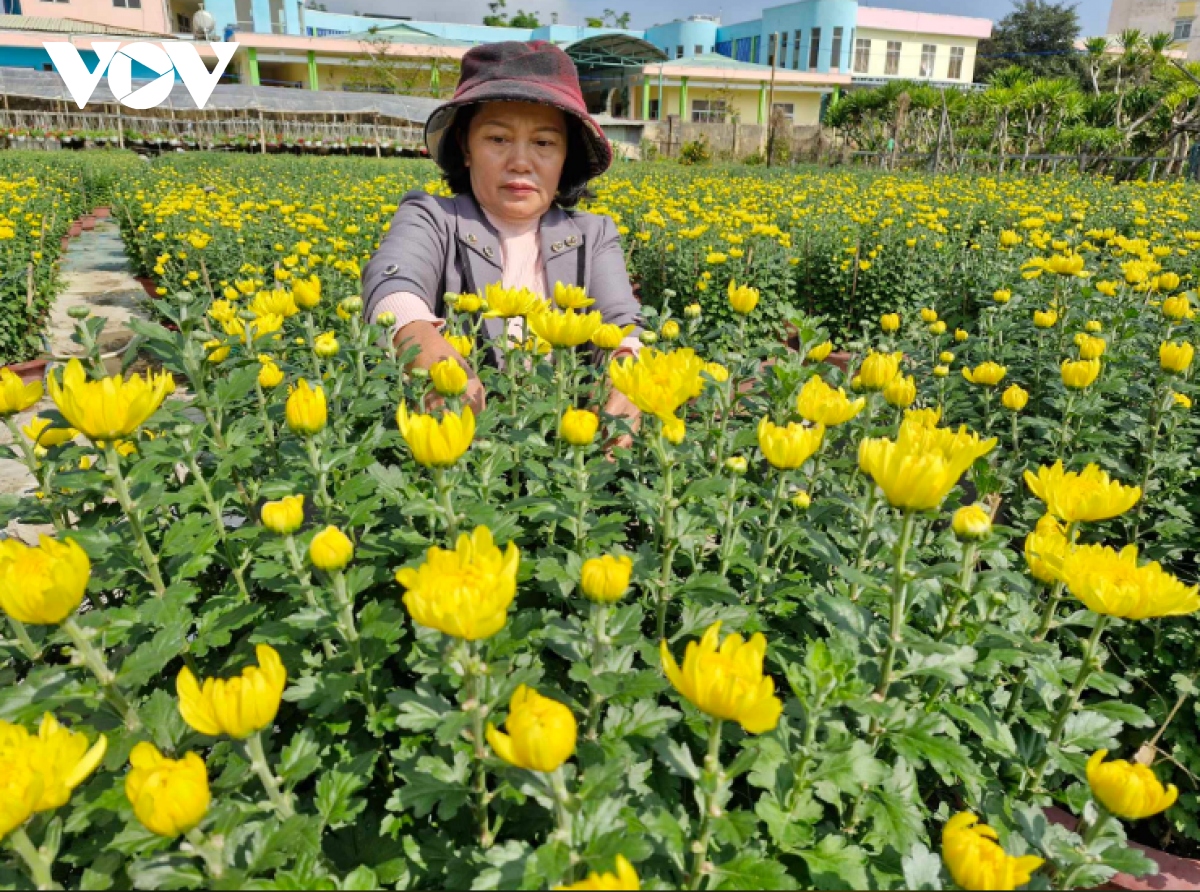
xmin=852 ymin=38 xmax=965 ymax=79
xmin=645 ymin=98 xmax=796 ymax=124
xmin=673 ymin=45 xmax=710 ymax=58
xmin=41 ymin=0 xmax=145 ymax=6
xmin=774 ymin=26 xmax=844 ymax=72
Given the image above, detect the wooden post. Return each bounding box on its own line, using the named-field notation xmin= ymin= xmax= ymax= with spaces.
xmin=374 ymin=113 xmax=381 ymax=157
xmin=116 ymin=103 xmax=124 ymax=149
xmin=258 ymin=108 xmax=266 ymax=154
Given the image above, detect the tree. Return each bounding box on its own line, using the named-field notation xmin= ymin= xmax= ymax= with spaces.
xmin=974 ymin=0 xmax=1080 ymax=83
xmin=586 ymin=10 xmax=631 ymax=28
xmin=483 ymin=0 xmax=541 ymax=27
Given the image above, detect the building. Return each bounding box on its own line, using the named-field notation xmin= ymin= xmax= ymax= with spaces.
xmin=1107 ymin=0 xmax=1199 ymax=59
xmin=0 ymin=0 xmax=990 ymax=127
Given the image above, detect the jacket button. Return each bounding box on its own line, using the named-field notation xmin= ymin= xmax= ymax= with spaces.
xmin=566 ymin=235 xmax=578 ymax=246
xmin=467 ymin=233 xmax=477 ymax=243
xmin=552 ymin=241 xmax=564 ymax=252
xmin=483 ymin=246 xmax=495 ymax=258
xmin=383 ymin=263 xmax=398 ymax=275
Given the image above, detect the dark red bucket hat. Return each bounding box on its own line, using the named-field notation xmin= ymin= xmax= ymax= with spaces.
xmin=425 ymin=41 xmax=612 ymax=181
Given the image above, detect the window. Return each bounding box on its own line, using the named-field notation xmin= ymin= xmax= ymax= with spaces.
xmin=793 ymin=30 xmax=801 ymax=69
xmin=694 ymin=44 xmax=704 ymax=55
xmin=235 ymin=0 xmax=253 ymax=29
xmin=691 ymin=99 xmax=727 ymax=123
xmin=751 ymin=35 xmax=759 ymax=63
xmin=113 ymin=0 xmax=141 ymax=8
xmin=948 ymin=46 xmax=965 ymax=79
xmin=920 ymin=43 xmax=936 ymax=77
xmin=885 ymin=40 xmax=900 ymax=75
xmin=779 ymin=31 xmax=787 ymax=67
xmin=854 ymin=37 xmax=871 ymax=73
xmin=177 ymin=12 xmax=191 ymax=29
xmin=676 ymin=45 xmax=683 ymax=58
xmin=830 ymin=26 xmax=843 ymax=70
xmin=772 ymin=102 xmax=794 ymax=121
xmin=1175 ymin=18 xmax=1193 ymax=40
xmin=648 ymin=99 xmax=660 ymax=120
xmin=808 ymin=27 xmax=821 ymax=69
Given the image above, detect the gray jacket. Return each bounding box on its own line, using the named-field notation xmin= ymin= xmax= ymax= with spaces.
xmin=361 ymin=190 xmax=643 ymax=350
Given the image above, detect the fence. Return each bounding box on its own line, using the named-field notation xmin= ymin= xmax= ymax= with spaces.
xmin=849 ymin=150 xmax=1199 ymax=181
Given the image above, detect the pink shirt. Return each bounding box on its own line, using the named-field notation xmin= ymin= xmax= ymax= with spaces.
xmin=371 ymin=207 xmax=639 ymax=353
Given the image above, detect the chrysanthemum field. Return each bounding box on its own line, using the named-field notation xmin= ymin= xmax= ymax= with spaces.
xmin=2 ymin=154 xmax=1200 ymax=890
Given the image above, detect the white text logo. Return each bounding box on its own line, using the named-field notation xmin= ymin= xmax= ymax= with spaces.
xmin=44 ymin=41 xmax=239 ymax=110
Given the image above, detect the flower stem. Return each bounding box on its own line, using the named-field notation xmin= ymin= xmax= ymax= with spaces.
xmin=9 ymin=826 xmax=60 ymax=891
xmin=104 ymin=443 xmax=167 ymax=597
xmin=62 ymin=617 xmax=142 ymax=731
xmin=686 ymin=718 xmax=725 ymax=891
xmin=875 ymin=510 xmax=917 ymax=701
xmin=654 ymin=431 xmax=677 ymax=641
xmin=9 ymin=617 xmax=40 ymax=661
xmin=848 ymin=487 xmax=880 ymax=603
xmin=282 ymin=536 xmax=335 ymax=660
xmin=753 ymin=471 xmax=790 ymax=603
xmin=332 ymin=571 xmax=375 ymax=719
xmin=573 ymin=448 xmax=589 ymax=557
xmin=304 ymin=435 xmax=333 ymax=521
xmin=244 ymin=730 xmax=294 ymax=818
xmin=433 ymin=466 xmax=458 ymax=543
xmin=463 ymin=641 xmax=493 ymax=848
xmin=254 ymin=380 xmax=275 ymax=445
xmin=717 ymin=475 xmax=741 ymax=578
xmin=936 ymin=540 xmax=978 ymax=639
xmin=586 ymin=602 xmax=610 ymax=740
xmin=1025 ymin=615 xmax=1110 ymax=793
xmin=304 ymin=312 xmax=322 ymax=381
xmin=184 ymin=827 xmax=225 ymax=880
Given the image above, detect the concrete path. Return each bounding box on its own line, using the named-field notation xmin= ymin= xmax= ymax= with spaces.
xmin=0 ymin=218 xmax=148 ymax=538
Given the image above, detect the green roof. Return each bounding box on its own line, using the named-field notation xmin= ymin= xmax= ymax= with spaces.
xmin=658 ymin=52 xmax=773 ymax=71
xmin=336 ymin=22 xmax=472 ymax=46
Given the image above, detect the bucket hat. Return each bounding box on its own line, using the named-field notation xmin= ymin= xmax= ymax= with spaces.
xmin=425 ymin=41 xmax=612 ymax=182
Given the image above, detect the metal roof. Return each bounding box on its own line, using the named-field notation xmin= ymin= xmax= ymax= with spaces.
xmin=654 ymin=52 xmax=773 ymax=71
xmin=0 ymin=66 xmax=444 ymax=120
xmin=333 ymin=22 xmax=473 ymax=47
xmin=565 ymin=33 xmax=666 ymax=68
xmin=0 ymin=14 xmax=167 ymax=37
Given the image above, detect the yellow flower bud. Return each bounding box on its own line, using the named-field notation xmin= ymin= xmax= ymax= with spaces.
xmin=486 ymin=685 xmax=577 ymax=773
xmin=757 ymin=418 xmax=824 ymax=470
xmin=430 ymin=358 xmax=468 ymax=396
xmin=560 ymin=408 xmax=599 ymax=447
xmin=456 ymin=293 xmax=484 ymax=314
xmin=1162 ymin=294 xmax=1193 ymax=320
xmin=879 ymin=312 xmax=901 ymax=333
xmin=396 ymin=403 xmax=475 ymax=467
xmin=962 ymin=362 xmax=1007 ymax=387
xmin=725 ymin=455 xmax=748 ymax=475
xmin=1085 ymin=319 xmax=1102 ymax=333
xmin=1174 ymin=391 xmax=1192 ymax=409
xmin=939 ymin=351 xmax=955 ymax=364
xmin=1087 ymin=750 xmax=1178 ymax=821
xmin=805 ymin=340 xmax=833 ymax=362
xmin=942 ymin=812 xmax=1044 ymax=891
xmin=1160 ymin=341 xmax=1194 ymax=374
xmin=1060 ymin=358 xmax=1101 ymax=389
xmin=952 ymin=504 xmax=992 ymax=541
xmin=704 ymin=361 xmax=729 ymax=383
xmin=580 ymin=554 xmax=633 ymax=603
xmin=445 ymin=334 xmax=473 ymax=357
xmin=125 ymin=743 xmax=210 ymax=837
xmin=0 ymin=535 xmax=90 ymax=625
xmin=1156 ymin=271 xmax=1181 ymax=293
xmin=883 ymin=374 xmax=916 ymax=408
xmin=293 ymin=275 xmax=321 ymax=309
xmin=1033 ymin=309 xmax=1058 ymax=328
xmin=260 ymin=494 xmax=305 ymax=535
xmin=954 ymin=329 xmax=969 ymax=342
xmin=727 ymin=279 xmax=759 ymax=315
xmin=928 ymin=320 xmax=947 ymax=336
xmin=313 ymin=331 xmax=339 ymax=358
xmin=258 ymin=362 xmax=284 ymax=389
xmin=661 ymin=320 xmax=681 ymax=340
xmin=309 ymin=525 xmax=354 ymax=572
xmin=285 ymin=379 xmax=327 ymax=435
xmin=858 ymin=351 xmax=903 ymax=391
xmin=933 ymin=364 xmax=950 ymax=377
xmin=920 ymin=307 xmax=939 ymax=323
xmin=556 ymin=855 xmax=640 ymax=891
xmin=1001 ymin=384 xmax=1029 ymax=412
xmin=992 ymin=289 xmax=1011 ymax=304
xmin=792 ymin=490 xmax=812 ymax=510
xmin=1077 ymin=335 xmax=1106 ymax=360
xmin=683 ymin=302 xmax=702 ymax=318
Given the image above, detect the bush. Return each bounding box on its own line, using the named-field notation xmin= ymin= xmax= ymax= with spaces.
xmin=679 ymin=137 xmax=711 ymax=166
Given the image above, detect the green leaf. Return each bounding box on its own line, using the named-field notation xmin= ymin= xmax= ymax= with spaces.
xmin=888 ymin=713 xmax=979 ymax=787
xmin=654 ymin=737 xmax=700 ymax=780
xmin=813 ymin=739 xmax=887 ymax=802
xmin=316 ymin=754 xmax=374 ymax=829
xmin=340 ymin=865 xmax=380 ymax=890
xmin=901 ymin=843 xmax=944 ymax=890
xmin=386 ymin=752 xmax=470 ymax=820
xmin=603 ymin=701 xmax=680 ymax=740
xmin=799 ymin=835 xmax=870 ymax=890
xmin=389 ymin=683 xmax=453 ymax=733
xmin=862 ymin=758 xmax=926 ymax=852
xmin=712 ymin=852 xmax=793 ymax=890
xmin=1060 ymin=711 xmax=1122 ymax=752
xmin=279 ymin=730 xmax=322 ymax=785
xmin=943 ymin=703 xmax=1018 ymax=758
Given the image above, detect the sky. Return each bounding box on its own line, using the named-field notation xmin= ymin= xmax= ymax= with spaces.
xmin=566 ymin=0 xmax=1113 ymax=35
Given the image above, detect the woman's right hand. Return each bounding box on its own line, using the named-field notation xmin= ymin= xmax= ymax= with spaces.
xmin=394 ymin=321 xmax=487 ymax=415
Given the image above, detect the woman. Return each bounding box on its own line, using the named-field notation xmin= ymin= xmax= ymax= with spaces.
xmin=361 ymin=40 xmax=643 ymax=424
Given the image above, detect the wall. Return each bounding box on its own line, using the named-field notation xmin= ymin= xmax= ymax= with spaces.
xmin=635 ymin=117 xmax=833 ymax=161
xmin=759 ymin=0 xmax=857 ymax=73
xmin=644 ymin=19 xmax=720 ymax=58
xmin=633 ymin=82 xmax=823 ymax=126
xmin=1106 ymin=0 xmax=1200 ymax=61
xmin=22 ymin=0 xmax=170 ymax=34
xmin=853 ymin=27 xmax=977 ymax=82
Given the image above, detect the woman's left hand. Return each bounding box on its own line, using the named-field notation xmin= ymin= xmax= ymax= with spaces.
xmin=603 ymin=387 xmax=641 ymax=454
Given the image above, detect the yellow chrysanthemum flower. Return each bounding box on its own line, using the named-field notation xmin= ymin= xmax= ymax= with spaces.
xmin=609 ymin=348 xmax=706 ymax=422
xmin=176 ymin=644 xmax=288 ymax=739
xmin=48 ymin=359 xmax=173 ymax=442
xmin=396 ymin=403 xmax=475 ymax=468
xmin=395 ymin=526 xmax=519 ymax=641
xmin=795 ymin=376 xmax=865 ymax=426
xmin=0 ymin=535 xmax=90 ymax=625
xmin=527 ymin=308 xmax=604 ymax=348
xmin=125 ymin=743 xmax=210 ymax=837
xmin=757 ymin=418 xmax=824 ymax=470
xmin=1061 ymin=543 xmax=1200 ymax=619
xmin=1024 ymin=461 xmax=1140 ymax=522
xmin=485 ymin=685 xmax=577 ymax=773
xmin=859 ymin=418 xmax=996 ymax=511
xmin=0 ymin=368 xmax=42 ymax=417
xmin=1087 ymin=750 xmax=1178 ymax=820
xmin=660 ymin=621 xmax=782 ymax=734
xmin=941 ymin=812 xmax=1044 ymax=891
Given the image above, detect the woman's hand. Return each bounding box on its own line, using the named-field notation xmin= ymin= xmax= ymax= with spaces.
xmin=602 ymin=380 xmax=641 ymax=454
xmin=395 ymin=321 xmax=486 ymax=415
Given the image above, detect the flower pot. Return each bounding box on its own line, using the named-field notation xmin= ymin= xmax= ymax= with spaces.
xmin=60 ymin=236 xmax=70 ymax=250
xmin=80 ymin=214 xmax=96 ymax=231
xmin=93 ymin=207 xmax=111 ymax=219
xmin=1045 ymin=806 xmax=1200 ymax=890
xmin=825 ymin=351 xmax=852 ymax=373
xmin=134 ymin=276 xmax=160 ymax=300
xmin=3 ymin=358 xmax=48 ymax=385
xmin=68 ymin=223 xmax=82 ymax=238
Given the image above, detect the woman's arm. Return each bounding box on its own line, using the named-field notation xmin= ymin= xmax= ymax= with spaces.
xmin=395 ymin=320 xmax=486 ymax=415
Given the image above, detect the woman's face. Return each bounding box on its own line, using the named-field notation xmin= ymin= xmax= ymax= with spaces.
xmin=464 ymin=101 xmax=568 ymax=224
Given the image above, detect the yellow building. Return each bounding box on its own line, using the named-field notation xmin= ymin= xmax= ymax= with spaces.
xmin=849 ymin=9 xmax=990 ymax=86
